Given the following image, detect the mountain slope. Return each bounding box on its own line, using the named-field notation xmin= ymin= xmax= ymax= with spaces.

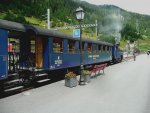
xmin=0 ymin=0 xmax=150 ymax=37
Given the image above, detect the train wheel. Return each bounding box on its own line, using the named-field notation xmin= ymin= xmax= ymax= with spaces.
xmin=0 ymin=81 xmax=4 ymax=97
xmin=19 ymin=71 xmax=32 ymax=87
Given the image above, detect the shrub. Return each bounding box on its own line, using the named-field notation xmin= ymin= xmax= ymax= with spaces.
xmin=82 ymin=70 xmax=91 ymax=75
xmin=65 ymin=72 xmax=76 ymax=79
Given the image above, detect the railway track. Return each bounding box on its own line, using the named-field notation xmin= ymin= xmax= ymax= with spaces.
xmin=0 ymin=74 xmax=64 ymax=99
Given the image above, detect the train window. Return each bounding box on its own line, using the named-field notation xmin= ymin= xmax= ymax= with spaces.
xmin=68 ymin=40 xmax=75 ymax=53
xmin=103 ymin=45 xmax=106 ymax=51
xmin=82 ymin=42 xmax=85 ymax=53
xmin=53 ymin=38 xmax=63 ymax=53
xmin=101 ymin=45 xmax=103 ymax=52
xmin=9 ymin=38 xmax=20 ymax=53
xmin=109 ymin=47 xmax=111 ymax=52
xmin=106 ymin=46 xmax=108 ymax=51
xmin=79 ymin=42 xmax=85 ymax=53
xmin=110 ymin=47 xmax=112 ymax=51
xmin=107 ymin=46 xmax=109 ymax=51
xmin=98 ymin=45 xmax=101 ymax=52
xmin=93 ymin=44 xmax=97 ymax=53
xmin=31 ymin=40 xmax=35 ymax=53
xmin=88 ymin=43 xmax=92 ymax=53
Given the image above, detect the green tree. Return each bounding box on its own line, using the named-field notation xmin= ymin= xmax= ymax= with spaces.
xmin=98 ymin=35 xmax=115 ymax=44
xmin=121 ymin=24 xmax=142 ymax=42
xmin=4 ymin=11 xmax=27 ymax=24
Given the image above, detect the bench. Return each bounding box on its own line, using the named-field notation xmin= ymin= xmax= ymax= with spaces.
xmin=97 ymin=63 xmax=107 ymax=74
xmin=90 ymin=65 xmax=98 ymax=78
xmin=90 ymin=63 xmax=107 ymax=78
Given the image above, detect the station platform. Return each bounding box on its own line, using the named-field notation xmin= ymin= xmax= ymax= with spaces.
xmin=0 ymin=54 xmax=150 ymax=113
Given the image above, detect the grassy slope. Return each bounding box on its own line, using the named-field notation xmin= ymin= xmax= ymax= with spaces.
xmin=120 ymin=38 xmax=150 ymax=52
xmin=25 ymin=17 xmax=47 ymax=28
xmin=139 ymin=38 xmax=150 ymax=51
xmin=25 ymin=16 xmax=96 ymax=39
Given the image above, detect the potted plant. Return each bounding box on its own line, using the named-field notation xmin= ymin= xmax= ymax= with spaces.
xmin=65 ymin=72 xmax=77 ymax=88
xmin=82 ymin=70 xmax=91 ymax=83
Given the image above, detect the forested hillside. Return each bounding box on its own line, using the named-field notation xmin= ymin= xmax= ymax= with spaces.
xmin=0 ymin=0 xmax=150 ymax=50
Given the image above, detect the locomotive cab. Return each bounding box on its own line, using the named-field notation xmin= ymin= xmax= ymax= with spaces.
xmin=112 ymin=44 xmax=123 ymax=63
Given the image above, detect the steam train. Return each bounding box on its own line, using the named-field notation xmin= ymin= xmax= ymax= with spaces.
xmin=0 ymin=19 xmax=123 ymax=93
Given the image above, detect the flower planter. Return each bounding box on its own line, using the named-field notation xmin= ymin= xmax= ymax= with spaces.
xmin=84 ymin=75 xmax=91 ymax=83
xmin=65 ymin=77 xmax=77 ymax=88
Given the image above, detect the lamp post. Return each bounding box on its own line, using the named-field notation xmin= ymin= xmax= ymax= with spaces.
xmin=75 ymin=7 xmax=85 ymax=85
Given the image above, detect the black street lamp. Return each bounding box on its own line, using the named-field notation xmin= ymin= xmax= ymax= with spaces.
xmin=75 ymin=7 xmax=85 ymax=85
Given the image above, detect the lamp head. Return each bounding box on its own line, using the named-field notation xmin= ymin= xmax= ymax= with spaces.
xmin=75 ymin=7 xmax=85 ymax=21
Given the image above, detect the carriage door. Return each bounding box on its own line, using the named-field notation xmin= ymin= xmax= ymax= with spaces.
xmin=8 ymin=38 xmax=20 ymax=73
xmin=36 ymin=37 xmax=43 ymax=68
xmin=0 ymin=29 xmax=8 ymax=80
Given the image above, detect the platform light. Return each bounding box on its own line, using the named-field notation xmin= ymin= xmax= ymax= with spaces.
xmin=75 ymin=7 xmax=85 ymax=21
xmin=75 ymin=7 xmax=85 ymax=85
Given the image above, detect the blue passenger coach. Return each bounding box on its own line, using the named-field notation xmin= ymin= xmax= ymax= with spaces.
xmin=0 ymin=20 xmax=26 ymax=80
xmin=25 ymin=25 xmax=113 ymax=71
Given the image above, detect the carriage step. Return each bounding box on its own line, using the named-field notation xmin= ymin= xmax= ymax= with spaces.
xmin=34 ymin=69 xmax=45 ymax=72
xmin=4 ymin=86 xmax=24 ymax=92
xmin=5 ymin=79 xmax=22 ymax=84
xmin=37 ymin=79 xmax=50 ymax=83
xmin=8 ymin=73 xmax=18 ymax=76
xmin=36 ymin=73 xmax=48 ymax=77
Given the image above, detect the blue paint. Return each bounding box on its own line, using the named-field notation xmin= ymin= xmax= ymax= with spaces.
xmin=43 ymin=38 xmax=50 ymax=69
xmin=0 ymin=29 xmax=8 ymax=80
xmin=49 ymin=53 xmax=80 ymax=70
xmin=49 ymin=38 xmax=53 ymax=53
xmin=75 ymin=41 xmax=79 ymax=53
xmin=112 ymin=45 xmax=123 ymax=60
xmin=49 ymin=52 xmax=112 ymax=70
xmin=84 ymin=42 xmax=88 ymax=53
xmin=63 ymin=39 xmax=68 ymax=54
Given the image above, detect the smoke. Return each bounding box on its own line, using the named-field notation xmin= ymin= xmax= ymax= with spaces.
xmin=100 ymin=11 xmax=124 ymax=44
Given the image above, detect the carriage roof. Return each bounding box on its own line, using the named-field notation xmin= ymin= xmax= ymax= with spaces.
xmin=0 ymin=19 xmax=112 ymax=46
xmin=25 ymin=25 xmax=113 ymax=46
xmin=0 ymin=19 xmax=25 ymax=32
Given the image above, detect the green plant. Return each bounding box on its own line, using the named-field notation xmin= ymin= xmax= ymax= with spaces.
xmin=82 ymin=70 xmax=91 ymax=75
xmin=65 ymin=72 xmax=76 ymax=79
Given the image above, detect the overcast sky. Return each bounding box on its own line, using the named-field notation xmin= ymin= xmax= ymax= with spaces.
xmin=82 ymin=0 xmax=150 ymax=15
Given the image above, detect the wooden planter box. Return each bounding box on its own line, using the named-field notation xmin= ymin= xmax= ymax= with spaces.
xmin=65 ymin=77 xmax=77 ymax=88
xmin=84 ymin=75 xmax=91 ymax=83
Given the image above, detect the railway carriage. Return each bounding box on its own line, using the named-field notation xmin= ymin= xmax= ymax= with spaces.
xmin=0 ymin=19 xmax=122 ymax=93
xmin=0 ymin=19 xmax=26 ymax=81
xmin=24 ymin=25 xmax=113 ymax=70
